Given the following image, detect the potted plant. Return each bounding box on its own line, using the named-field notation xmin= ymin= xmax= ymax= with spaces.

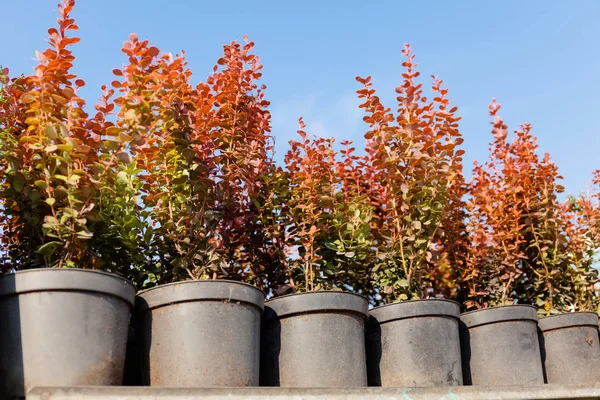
xmin=535 ymin=177 xmax=600 ymax=384
xmin=358 ymin=45 xmax=465 ymax=387
xmin=124 ymin=35 xmax=273 ymax=387
xmin=458 ymin=99 xmax=600 ymax=385
xmin=259 ymin=120 xmax=372 ymax=387
xmin=0 ymin=2 xmax=136 ymax=398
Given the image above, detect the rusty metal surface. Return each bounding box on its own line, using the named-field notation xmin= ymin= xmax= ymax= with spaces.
xmin=27 ymin=384 xmax=600 ymax=400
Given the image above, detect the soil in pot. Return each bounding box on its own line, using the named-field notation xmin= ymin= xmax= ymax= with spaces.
xmin=538 ymin=312 xmax=600 ymax=384
xmin=367 ymin=299 xmax=462 ymax=387
xmin=135 ymin=280 xmax=264 ymax=387
xmin=260 ymin=291 xmax=369 ymax=387
xmin=460 ymin=305 xmax=544 ymax=386
xmin=0 ymin=268 xmax=135 ymax=399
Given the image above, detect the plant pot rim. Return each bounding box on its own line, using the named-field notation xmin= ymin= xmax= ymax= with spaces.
xmin=264 ymin=290 xmax=369 ymax=320
xmin=369 ymin=298 xmax=460 ymax=324
xmin=0 ymin=268 xmax=135 ymax=307
xmin=136 ymin=279 xmax=265 ymax=312
xmin=460 ymin=304 xmax=538 ymax=329
xmin=538 ymin=311 xmax=599 ymax=332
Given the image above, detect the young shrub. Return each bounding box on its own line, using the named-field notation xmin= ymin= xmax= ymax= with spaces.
xmin=106 ymin=34 xmax=278 ymax=289
xmin=0 ymin=1 xmax=125 ymax=272
xmin=356 ymin=44 xmax=464 ymax=303
xmin=463 ymin=99 xmax=599 ymax=313
xmin=282 ymin=119 xmax=375 ymax=293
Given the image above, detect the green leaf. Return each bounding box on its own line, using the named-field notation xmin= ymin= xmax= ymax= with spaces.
xmin=75 ymin=230 xmax=93 ymax=239
xmin=44 ymin=125 xmax=58 ymax=139
xmin=116 ymin=171 xmax=129 ymax=185
xmin=46 ymin=198 xmax=56 ymax=206
xmin=324 ymin=242 xmax=338 ymax=251
xmin=36 ymin=241 xmax=64 ymax=256
xmin=12 ymin=172 xmax=25 ymax=192
xmin=34 ymin=180 xmax=47 ymax=190
xmin=57 ymin=144 xmax=73 ymax=153
xmin=44 ymin=145 xmax=58 ymax=153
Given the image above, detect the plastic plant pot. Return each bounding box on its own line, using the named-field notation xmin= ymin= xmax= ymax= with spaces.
xmin=136 ymin=280 xmax=264 ymax=387
xmin=460 ymin=305 xmax=544 ymax=386
xmin=0 ymin=268 xmax=135 ymax=399
xmin=367 ymin=299 xmax=463 ymax=387
xmin=538 ymin=312 xmax=600 ymax=384
xmin=260 ymin=291 xmax=369 ymax=387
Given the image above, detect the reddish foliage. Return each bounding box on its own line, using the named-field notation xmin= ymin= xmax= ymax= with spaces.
xmin=0 ymin=0 xmax=598 ymax=314
xmin=464 ymin=100 xmax=599 ymax=313
xmin=356 ymin=45 xmax=465 ymax=302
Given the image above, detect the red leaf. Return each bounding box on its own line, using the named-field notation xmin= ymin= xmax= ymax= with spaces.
xmin=147 ymin=46 xmax=160 ymax=57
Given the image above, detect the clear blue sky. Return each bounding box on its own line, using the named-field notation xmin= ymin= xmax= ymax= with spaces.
xmin=3 ymin=1 xmax=599 ymax=195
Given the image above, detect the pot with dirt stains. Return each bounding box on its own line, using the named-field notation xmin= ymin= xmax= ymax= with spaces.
xmin=538 ymin=312 xmax=600 ymax=384
xmin=260 ymin=291 xmax=369 ymax=387
xmin=0 ymin=269 xmax=135 ymax=399
xmin=460 ymin=305 xmax=544 ymax=386
xmin=135 ymin=280 xmax=264 ymax=387
xmin=367 ymin=299 xmax=462 ymax=387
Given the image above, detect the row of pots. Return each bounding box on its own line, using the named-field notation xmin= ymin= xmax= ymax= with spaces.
xmin=1 ymin=269 xmax=599 ymax=399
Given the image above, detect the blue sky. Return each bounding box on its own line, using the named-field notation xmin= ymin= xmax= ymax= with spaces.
xmin=2 ymin=1 xmax=599 ymax=196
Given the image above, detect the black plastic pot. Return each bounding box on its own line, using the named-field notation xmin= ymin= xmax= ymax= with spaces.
xmin=538 ymin=312 xmax=600 ymax=384
xmin=460 ymin=305 xmax=544 ymax=386
xmin=0 ymin=269 xmax=135 ymax=399
xmin=260 ymin=291 xmax=369 ymax=387
xmin=136 ymin=280 xmax=264 ymax=387
xmin=367 ymin=299 xmax=462 ymax=387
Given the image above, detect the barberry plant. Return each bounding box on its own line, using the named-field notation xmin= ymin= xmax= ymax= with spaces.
xmin=0 ymin=0 xmax=113 ymax=272
xmin=356 ymin=44 xmax=465 ymax=303
xmin=283 ymin=119 xmax=374 ymax=293
xmin=1 ymin=0 xmax=598 ymax=314
xmin=463 ymin=99 xmax=599 ymax=313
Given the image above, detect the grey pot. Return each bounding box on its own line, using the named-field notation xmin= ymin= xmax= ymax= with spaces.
xmin=538 ymin=312 xmax=600 ymax=384
xmin=136 ymin=280 xmax=264 ymax=387
xmin=460 ymin=305 xmax=544 ymax=386
xmin=260 ymin=291 xmax=369 ymax=387
xmin=367 ymin=299 xmax=462 ymax=387
xmin=0 ymin=268 xmax=135 ymax=399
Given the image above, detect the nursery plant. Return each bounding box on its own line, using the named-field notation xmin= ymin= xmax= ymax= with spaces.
xmin=281 ymin=119 xmax=374 ymax=293
xmin=272 ymin=45 xmax=468 ymax=303
xmin=462 ymin=99 xmax=600 ymax=313
xmin=0 ymin=1 xmax=145 ymax=277
xmin=0 ymin=6 xmax=106 ymax=271
xmin=0 ymin=2 xmax=136 ymax=397
xmin=102 ymin=34 xmax=280 ymax=291
xmin=2 ymin=0 xmax=598 ymax=311
xmin=355 ymin=44 xmax=465 ymax=304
